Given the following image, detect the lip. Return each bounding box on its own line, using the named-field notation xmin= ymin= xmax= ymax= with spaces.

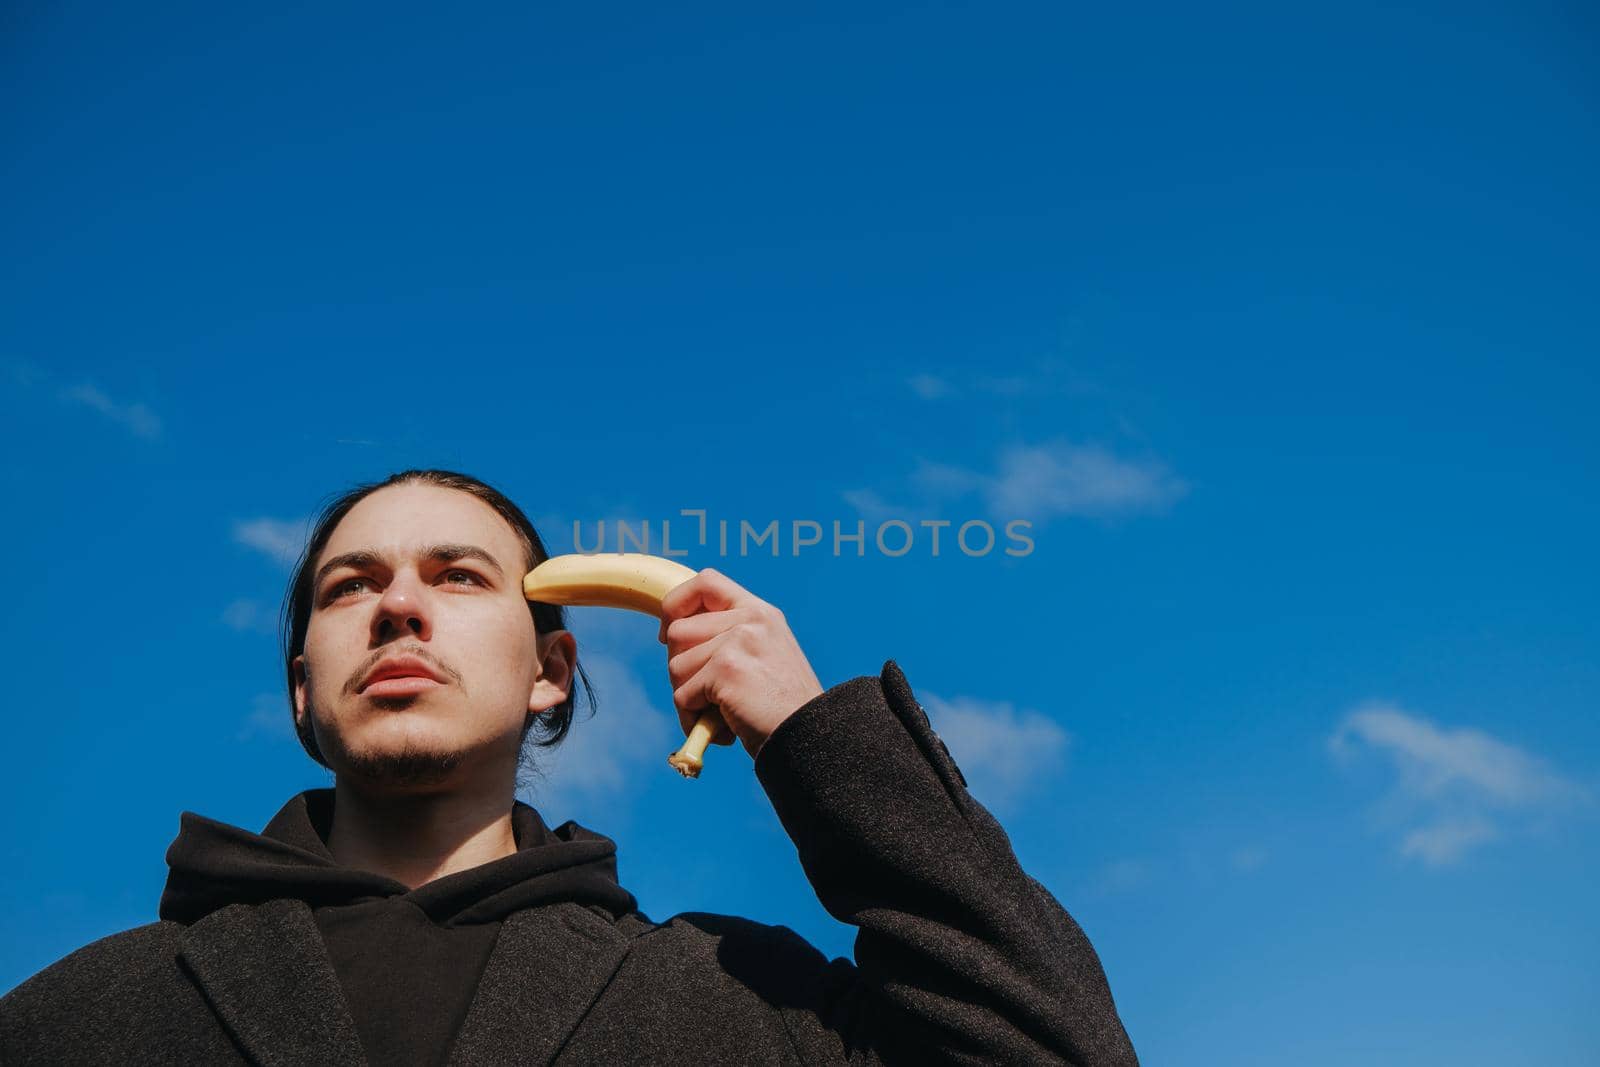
xmin=359 ymin=655 xmax=448 ymax=694
xmin=363 ymin=676 xmax=444 ymax=698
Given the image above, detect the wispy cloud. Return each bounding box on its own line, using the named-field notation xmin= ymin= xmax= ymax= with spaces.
xmin=906 ymin=373 xmax=954 ymax=400
xmin=237 ymin=693 xmax=294 ymax=742
xmin=920 ymin=440 xmax=1189 ymax=521
xmin=59 ymin=383 xmax=162 ymax=439
xmin=846 ymin=438 xmax=1188 ymax=530
xmin=1230 ymin=845 xmax=1269 ymax=873
xmin=5 ymin=360 xmax=46 ymax=387
xmin=921 ymin=692 xmax=1070 ymax=813
xmin=1088 ymin=857 xmax=1153 ymax=897
xmin=233 ymin=517 xmax=310 ymax=565
xmin=838 ymin=488 xmax=900 ymax=526
xmin=1330 ymin=701 xmax=1589 ymax=865
xmin=972 ymin=374 xmax=1032 ymax=397
xmin=221 ymin=598 xmax=278 ymax=635
xmin=902 ymin=359 xmax=1105 ymax=403
xmin=1399 ymin=818 xmax=1497 ymax=866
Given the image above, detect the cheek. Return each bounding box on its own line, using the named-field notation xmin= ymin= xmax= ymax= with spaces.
xmin=301 ymin=622 xmax=359 ymax=692
xmin=490 ymin=614 xmax=542 ymax=684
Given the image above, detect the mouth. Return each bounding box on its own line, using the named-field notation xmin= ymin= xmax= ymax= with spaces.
xmin=359 ymin=655 xmax=449 ymax=695
xmin=362 ymin=676 xmax=444 ymax=698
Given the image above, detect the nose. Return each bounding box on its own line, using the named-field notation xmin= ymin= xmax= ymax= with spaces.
xmin=372 ymin=569 xmax=432 ymax=642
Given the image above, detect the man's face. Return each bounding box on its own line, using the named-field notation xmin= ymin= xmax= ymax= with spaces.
xmin=293 ymin=482 xmax=571 ymax=792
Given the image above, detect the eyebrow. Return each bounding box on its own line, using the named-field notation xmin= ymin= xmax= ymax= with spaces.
xmin=314 ymin=542 xmax=506 ymax=592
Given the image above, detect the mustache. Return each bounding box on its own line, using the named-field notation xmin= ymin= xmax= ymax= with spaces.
xmin=343 ymin=645 xmax=461 ymax=695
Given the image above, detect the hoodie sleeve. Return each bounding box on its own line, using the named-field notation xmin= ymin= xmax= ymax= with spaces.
xmin=751 ymin=660 xmax=1139 ymax=1067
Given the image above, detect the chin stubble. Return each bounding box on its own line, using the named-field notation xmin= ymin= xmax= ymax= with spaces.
xmin=340 ymin=739 xmax=465 ymax=788
xmin=308 ymin=685 xmax=466 ymax=788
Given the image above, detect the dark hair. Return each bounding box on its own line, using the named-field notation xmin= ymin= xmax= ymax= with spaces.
xmin=280 ymin=468 xmax=594 ymax=770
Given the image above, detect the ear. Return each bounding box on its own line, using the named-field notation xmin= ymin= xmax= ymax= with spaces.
xmin=292 ymin=654 xmax=309 ymax=729
xmin=528 ymin=629 xmax=576 ymax=714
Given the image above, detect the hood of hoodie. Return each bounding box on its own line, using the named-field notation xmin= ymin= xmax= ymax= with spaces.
xmin=159 ymin=788 xmax=638 ymax=926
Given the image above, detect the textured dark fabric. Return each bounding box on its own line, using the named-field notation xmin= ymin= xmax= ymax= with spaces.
xmin=1 ymin=660 xmax=1140 ymax=1065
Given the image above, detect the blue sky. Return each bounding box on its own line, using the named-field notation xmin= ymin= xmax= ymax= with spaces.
xmin=3 ymin=2 xmax=1597 ymax=1062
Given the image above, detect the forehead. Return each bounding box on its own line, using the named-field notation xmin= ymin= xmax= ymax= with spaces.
xmin=319 ymin=483 xmax=525 ymax=568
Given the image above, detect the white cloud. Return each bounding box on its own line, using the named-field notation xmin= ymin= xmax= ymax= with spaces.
xmin=1332 ymin=703 xmax=1585 ymax=807
xmin=233 ymin=517 xmax=309 ymax=565
xmin=1399 ymin=818 xmax=1497 ymax=866
xmin=1331 ymin=701 xmax=1589 ymax=865
xmin=955 ymin=440 xmax=1188 ymax=520
xmin=59 ymin=383 xmax=162 ymax=439
xmin=921 ymin=692 xmax=1070 ymax=813
xmin=221 ymin=598 xmax=278 ymax=634
xmin=845 ymin=440 xmax=1187 ymax=531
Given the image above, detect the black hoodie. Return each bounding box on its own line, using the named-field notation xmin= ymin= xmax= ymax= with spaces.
xmin=160 ymin=788 xmax=636 ymax=1067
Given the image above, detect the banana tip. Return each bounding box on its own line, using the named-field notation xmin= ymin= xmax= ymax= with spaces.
xmin=666 ymin=751 xmax=704 ymax=779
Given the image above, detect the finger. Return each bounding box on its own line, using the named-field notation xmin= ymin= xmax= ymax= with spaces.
xmin=663 ymin=608 xmax=752 ymax=656
xmin=677 ymin=703 xmax=737 ymax=746
xmin=659 ymin=567 xmax=753 ymax=622
xmin=666 ymin=626 xmax=729 ymax=689
xmin=678 ymin=704 xmax=738 ymax=747
xmin=671 ymin=655 xmax=738 ymax=745
xmin=657 ymin=600 xmax=743 ymax=646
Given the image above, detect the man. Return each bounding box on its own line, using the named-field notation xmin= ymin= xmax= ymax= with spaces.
xmin=1 ymin=469 xmax=1139 ymax=1065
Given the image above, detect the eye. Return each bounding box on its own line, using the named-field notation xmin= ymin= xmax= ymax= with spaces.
xmin=331 ymin=577 xmax=372 ymax=598
xmin=443 ymin=569 xmax=483 ymax=586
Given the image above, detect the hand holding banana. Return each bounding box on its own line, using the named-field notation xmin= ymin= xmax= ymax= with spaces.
xmin=524 ymin=555 xmax=823 ymax=777
xmin=656 ymin=566 xmax=824 ymax=764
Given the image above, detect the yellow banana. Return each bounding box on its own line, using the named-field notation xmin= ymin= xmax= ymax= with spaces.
xmin=523 ymin=553 xmax=725 ymax=779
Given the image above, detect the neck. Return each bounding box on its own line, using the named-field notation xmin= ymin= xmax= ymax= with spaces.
xmin=325 ymin=777 xmax=519 ymax=889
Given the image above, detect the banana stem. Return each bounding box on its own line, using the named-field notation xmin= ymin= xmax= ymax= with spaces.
xmin=667 ymin=709 xmax=724 ymax=779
